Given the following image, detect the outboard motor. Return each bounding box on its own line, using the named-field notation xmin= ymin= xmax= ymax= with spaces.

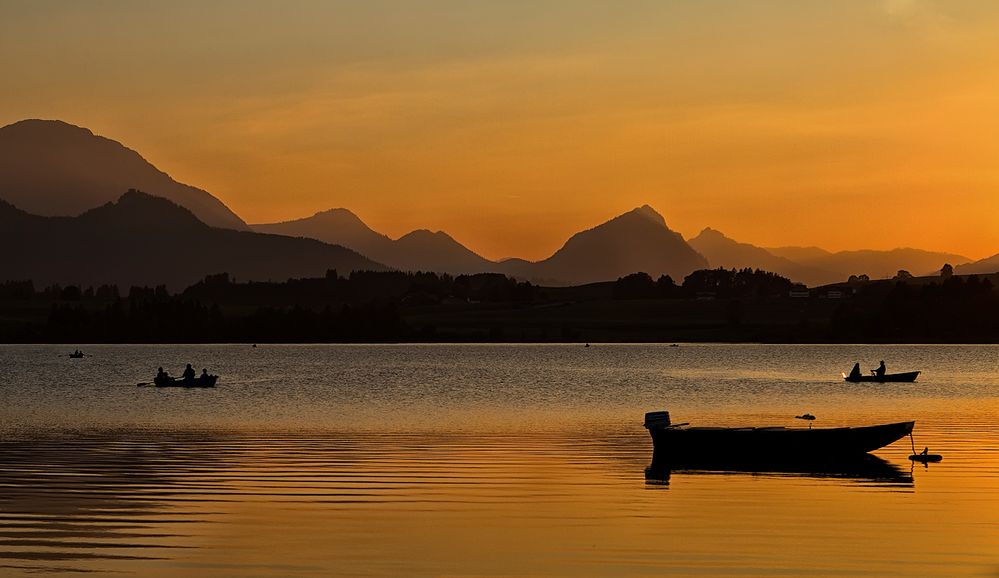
xmin=644 ymin=410 xmax=671 ymax=430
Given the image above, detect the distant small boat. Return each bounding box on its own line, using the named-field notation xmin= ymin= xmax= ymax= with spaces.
xmin=644 ymin=411 xmax=914 ymax=460
xmin=154 ymin=375 xmax=218 ymax=388
xmin=843 ymin=371 xmax=920 ymax=383
xmin=68 ymin=351 xmax=84 ymax=358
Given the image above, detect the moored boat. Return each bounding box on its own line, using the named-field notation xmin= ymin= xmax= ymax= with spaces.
xmin=154 ymin=374 xmax=218 ymax=388
xmin=644 ymin=411 xmax=914 ymax=461
xmin=843 ymin=371 xmax=920 ymax=383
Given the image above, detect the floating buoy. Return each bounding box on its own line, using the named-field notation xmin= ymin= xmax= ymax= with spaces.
xmin=908 ymin=436 xmax=943 ymax=463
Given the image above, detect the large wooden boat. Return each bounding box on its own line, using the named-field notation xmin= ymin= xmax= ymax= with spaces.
xmin=644 ymin=411 xmax=913 ymax=461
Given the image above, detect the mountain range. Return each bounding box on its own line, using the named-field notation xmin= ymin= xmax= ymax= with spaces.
xmin=689 ymin=228 xmax=969 ymax=287
xmin=689 ymin=228 xmax=840 ymax=287
xmin=253 ymin=209 xmax=496 ymax=274
xmin=0 ymin=118 xmax=994 ymax=289
xmin=0 ymin=119 xmax=247 ymax=230
xmin=0 ymin=191 xmax=383 ymax=290
xmin=254 ymin=204 xmax=709 ymax=285
xmin=766 ymin=246 xmax=970 ymax=282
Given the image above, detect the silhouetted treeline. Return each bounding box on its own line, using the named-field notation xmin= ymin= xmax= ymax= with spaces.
xmin=180 ymin=271 xmax=538 ymax=308
xmin=1 ymin=269 xmax=996 ymax=343
xmin=828 ymin=275 xmax=999 ymax=342
xmin=0 ymin=271 xmax=538 ymax=342
xmin=612 ymin=268 xmax=794 ymax=299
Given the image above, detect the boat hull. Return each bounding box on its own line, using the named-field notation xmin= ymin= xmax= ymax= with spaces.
xmin=844 ymin=371 xmax=920 ymax=383
xmin=648 ymin=421 xmax=914 ymax=461
xmin=154 ymin=375 xmax=218 ymax=388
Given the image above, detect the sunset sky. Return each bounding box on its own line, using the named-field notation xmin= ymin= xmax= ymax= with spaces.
xmin=2 ymin=1 xmax=997 ymax=261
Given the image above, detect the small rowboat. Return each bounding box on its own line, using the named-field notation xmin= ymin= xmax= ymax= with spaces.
xmin=843 ymin=371 xmax=920 ymax=383
xmin=154 ymin=375 xmax=218 ymax=388
xmin=644 ymin=411 xmax=913 ymax=461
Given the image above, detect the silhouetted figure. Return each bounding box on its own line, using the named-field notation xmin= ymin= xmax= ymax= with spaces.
xmin=182 ymin=363 xmax=196 ymax=381
xmin=157 ymin=367 xmax=168 ymax=379
xmin=873 ymin=360 xmax=886 ymax=377
xmin=201 ymin=368 xmax=209 ymax=380
xmin=849 ymin=363 xmax=861 ymax=380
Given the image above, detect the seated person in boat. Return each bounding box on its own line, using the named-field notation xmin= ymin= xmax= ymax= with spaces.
xmin=848 ymin=363 xmax=862 ymax=380
xmin=156 ymin=367 xmax=169 ymax=380
xmin=201 ymin=368 xmax=210 ymax=380
xmin=182 ymin=363 xmax=196 ymax=381
xmin=873 ymin=360 xmax=886 ymax=377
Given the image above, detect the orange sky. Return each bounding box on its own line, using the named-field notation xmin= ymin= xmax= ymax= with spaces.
xmin=1 ymin=1 xmax=998 ymax=261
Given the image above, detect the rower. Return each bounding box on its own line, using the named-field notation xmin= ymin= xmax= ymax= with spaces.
xmin=182 ymin=363 xmax=196 ymax=381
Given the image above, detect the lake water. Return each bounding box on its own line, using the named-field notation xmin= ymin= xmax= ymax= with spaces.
xmin=0 ymin=344 xmax=996 ymax=576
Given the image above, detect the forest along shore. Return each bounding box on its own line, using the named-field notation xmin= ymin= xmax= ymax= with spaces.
xmin=0 ymin=269 xmax=997 ymax=344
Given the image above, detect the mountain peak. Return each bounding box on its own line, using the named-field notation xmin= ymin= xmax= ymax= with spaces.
xmin=534 ymin=205 xmax=707 ymax=285
xmin=1 ymin=118 xmax=96 ymax=139
xmin=693 ymin=227 xmax=727 ymax=240
xmin=399 ymin=229 xmax=453 ymax=241
xmin=624 ymin=204 xmax=667 ymax=227
xmin=314 ymin=207 xmax=359 ymax=219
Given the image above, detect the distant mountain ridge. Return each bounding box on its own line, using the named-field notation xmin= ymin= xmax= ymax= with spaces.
xmin=689 ymin=228 xmax=840 ymax=286
xmin=766 ymin=246 xmax=971 ymax=282
xmin=0 ymin=119 xmax=248 ymax=230
xmin=956 ymin=253 xmax=999 ymax=275
xmin=256 ymin=204 xmax=709 ymax=285
xmin=0 ymin=190 xmax=384 ymax=290
xmin=252 ymin=210 xmax=495 ymax=274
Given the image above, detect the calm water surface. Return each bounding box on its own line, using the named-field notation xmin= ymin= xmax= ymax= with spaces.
xmin=0 ymin=344 xmax=996 ymax=576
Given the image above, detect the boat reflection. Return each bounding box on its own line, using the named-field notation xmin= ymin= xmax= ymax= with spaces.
xmin=644 ymin=453 xmax=914 ymax=488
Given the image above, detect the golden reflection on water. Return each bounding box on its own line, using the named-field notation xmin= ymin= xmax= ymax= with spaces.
xmin=1 ymin=344 xmax=997 ymax=576
xmin=0 ymin=420 xmax=996 ymax=577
